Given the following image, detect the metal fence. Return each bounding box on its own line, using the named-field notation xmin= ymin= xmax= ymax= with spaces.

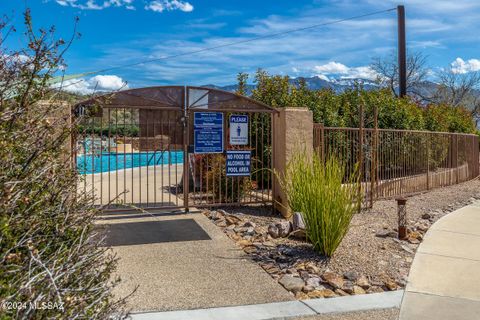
xmin=74 ymin=86 xmax=275 ymax=211
xmin=313 ymin=124 xmax=480 ymax=206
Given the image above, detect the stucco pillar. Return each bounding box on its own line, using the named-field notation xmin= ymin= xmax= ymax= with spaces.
xmin=273 ymin=107 xmax=313 ymax=218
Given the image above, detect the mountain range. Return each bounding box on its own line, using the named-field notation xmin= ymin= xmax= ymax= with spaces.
xmin=204 ymin=76 xmax=382 ymax=95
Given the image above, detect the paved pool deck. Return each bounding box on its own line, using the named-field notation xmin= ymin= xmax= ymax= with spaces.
xmin=399 ymin=200 xmax=480 ymax=320
xmin=81 ymin=164 xmax=184 ymax=207
xmin=97 ymin=209 xmax=292 ymax=313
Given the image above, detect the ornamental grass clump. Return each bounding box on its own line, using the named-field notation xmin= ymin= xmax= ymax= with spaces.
xmin=280 ymin=152 xmax=361 ymax=257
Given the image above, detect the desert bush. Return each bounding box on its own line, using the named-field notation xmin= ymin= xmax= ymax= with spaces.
xmin=279 ymin=152 xmax=361 ymax=257
xmin=205 ymin=154 xmax=251 ymax=203
xmin=0 ymin=11 xmax=123 ymax=319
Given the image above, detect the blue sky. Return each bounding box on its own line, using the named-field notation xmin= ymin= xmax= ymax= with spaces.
xmin=2 ymin=0 xmax=480 ymax=93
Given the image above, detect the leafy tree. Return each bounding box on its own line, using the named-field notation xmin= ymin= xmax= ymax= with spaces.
xmin=244 ymin=70 xmax=473 ymax=134
xmin=424 ymin=103 xmax=476 ymax=133
xmin=235 ymin=72 xmax=249 ymax=96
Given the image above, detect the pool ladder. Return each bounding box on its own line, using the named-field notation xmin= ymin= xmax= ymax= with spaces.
xmin=147 ymin=150 xmax=167 ymax=166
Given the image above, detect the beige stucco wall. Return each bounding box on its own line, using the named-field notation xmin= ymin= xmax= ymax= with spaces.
xmin=273 ymin=107 xmax=313 ymax=217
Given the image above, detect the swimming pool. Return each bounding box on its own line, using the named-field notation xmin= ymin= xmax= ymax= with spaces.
xmin=77 ymin=151 xmax=184 ymax=174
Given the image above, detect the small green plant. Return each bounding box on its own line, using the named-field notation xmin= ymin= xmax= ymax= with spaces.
xmin=279 ymin=152 xmax=362 ymax=256
xmin=205 ymin=154 xmax=251 ymax=203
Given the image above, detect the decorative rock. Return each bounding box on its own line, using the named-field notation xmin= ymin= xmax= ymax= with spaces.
xmin=295 ymin=291 xmax=309 ymax=300
xmin=356 ymin=275 xmax=370 ymax=289
xmin=286 ymin=268 xmax=298 ymax=274
xmin=268 ymin=224 xmax=280 ymax=239
xmin=343 ymin=271 xmax=358 ymax=281
xmin=408 ymin=237 xmax=421 ymax=245
xmin=292 ymin=212 xmax=306 ymax=230
xmin=409 ymin=231 xmax=423 ymax=240
xmin=335 ymin=289 xmax=350 ymax=296
xmin=308 ymin=289 xmax=336 ymax=299
xmin=322 ymin=272 xmax=344 ymax=289
xmin=299 ymin=270 xmax=310 ymax=281
xmin=237 ymin=239 xmax=252 ymax=247
xmin=341 ymin=281 xmax=354 ymax=294
xmin=401 ymin=244 xmax=414 ymax=254
xmin=244 ymin=227 xmax=256 ymax=236
xmin=243 ymin=221 xmax=256 ymax=228
xmin=305 ymin=262 xmax=320 ymax=274
xmin=376 ymin=229 xmax=397 ymax=238
xmin=384 ymin=279 xmax=399 ymax=291
xmin=302 ymin=285 xmax=315 ymax=293
xmin=225 ymin=215 xmax=241 ymax=226
xmin=210 ymin=210 xmax=224 ymax=220
xmin=415 ymin=222 xmax=429 ymax=232
xmin=215 ymin=219 xmax=227 ymax=227
xmin=278 ymin=275 xmax=305 ymax=293
xmin=366 ymin=286 xmax=384 ymax=293
xmin=306 ymin=277 xmax=322 ymax=288
xmin=276 ymin=221 xmax=292 ymax=237
xmin=262 ymin=241 xmax=276 ymax=248
xmin=290 ymin=229 xmax=307 ymax=239
xmin=421 ymin=213 xmax=432 ymax=220
xmin=230 ymin=233 xmax=241 ymax=241
xmin=352 ymin=285 xmax=366 ymax=295
xmin=243 ymin=246 xmax=257 ymax=254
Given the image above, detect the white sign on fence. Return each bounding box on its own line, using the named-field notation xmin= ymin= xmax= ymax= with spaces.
xmin=229 ymin=115 xmax=248 ymax=145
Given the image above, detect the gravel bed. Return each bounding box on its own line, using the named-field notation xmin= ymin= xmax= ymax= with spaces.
xmin=203 ymin=178 xmax=480 ymax=300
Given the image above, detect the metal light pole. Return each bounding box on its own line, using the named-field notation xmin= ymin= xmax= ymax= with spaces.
xmin=397 ymin=5 xmax=407 ymax=98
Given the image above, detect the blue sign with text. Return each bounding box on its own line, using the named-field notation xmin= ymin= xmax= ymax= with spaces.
xmin=194 ymin=112 xmax=224 ymax=154
xmin=226 ymin=150 xmax=251 ymax=177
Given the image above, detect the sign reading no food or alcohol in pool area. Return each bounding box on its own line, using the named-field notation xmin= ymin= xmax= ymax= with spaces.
xmin=194 ymin=112 xmax=224 ymax=154
xmin=226 ymin=150 xmax=251 ymax=176
xmin=229 ymin=115 xmax=248 ymax=145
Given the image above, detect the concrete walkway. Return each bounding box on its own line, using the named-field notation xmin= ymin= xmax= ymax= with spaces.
xmin=97 ymin=210 xmax=292 ymax=313
xmin=399 ymin=200 xmax=480 ymax=320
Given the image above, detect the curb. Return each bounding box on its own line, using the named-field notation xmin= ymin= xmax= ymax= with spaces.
xmin=128 ymin=290 xmax=404 ymax=320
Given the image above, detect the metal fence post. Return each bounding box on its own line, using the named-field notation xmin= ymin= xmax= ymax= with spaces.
xmin=369 ymin=106 xmax=378 ymax=208
xmin=456 ymin=134 xmax=459 ymax=184
xmin=320 ymin=122 xmax=325 ymax=164
xmin=358 ymin=102 xmax=364 ymax=209
xmin=426 ymin=132 xmax=430 ymax=190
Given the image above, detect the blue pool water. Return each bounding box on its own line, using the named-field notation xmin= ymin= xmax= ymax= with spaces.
xmin=77 ymin=151 xmax=184 ymax=174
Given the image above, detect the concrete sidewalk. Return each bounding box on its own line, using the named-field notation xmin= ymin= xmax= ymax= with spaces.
xmin=97 ymin=210 xmax=292 ymax=313
xmin=399 ymin=200 xmax=480 ymax=320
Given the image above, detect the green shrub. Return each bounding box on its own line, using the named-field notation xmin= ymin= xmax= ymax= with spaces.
xmin=0 ymin=11 xmax=122 ymax=319
xmin=424 ymin=103 xmax=476 ymax=133
xmin=279 ymin=152 xmax=362 ymax=256
xmin=205 ymin=154 xmax=251 ymax=203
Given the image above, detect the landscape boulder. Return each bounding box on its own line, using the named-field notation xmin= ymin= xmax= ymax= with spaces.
xmin=278 ymin=275 xmax=304 ymax=293
xmin=276 ymin=221 xmax=292 ymax=237
xmin=268 ymin=224 xmax=280 ymax=239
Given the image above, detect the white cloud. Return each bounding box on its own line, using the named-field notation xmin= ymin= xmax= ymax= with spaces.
xmin=54 ymin=0 xmax=135 ymax=10
xmin=450 ymin=58 xmax=480 ymax=74
xmin=313 ymin=62 xmax=377 ymax=80
xmin=54 ymin=75 xmax=128 ymax=95
xmin=145 ymin=0 xmax=193 ymax=13
xmin=314 ymin=61 xmax=349 ymax=74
